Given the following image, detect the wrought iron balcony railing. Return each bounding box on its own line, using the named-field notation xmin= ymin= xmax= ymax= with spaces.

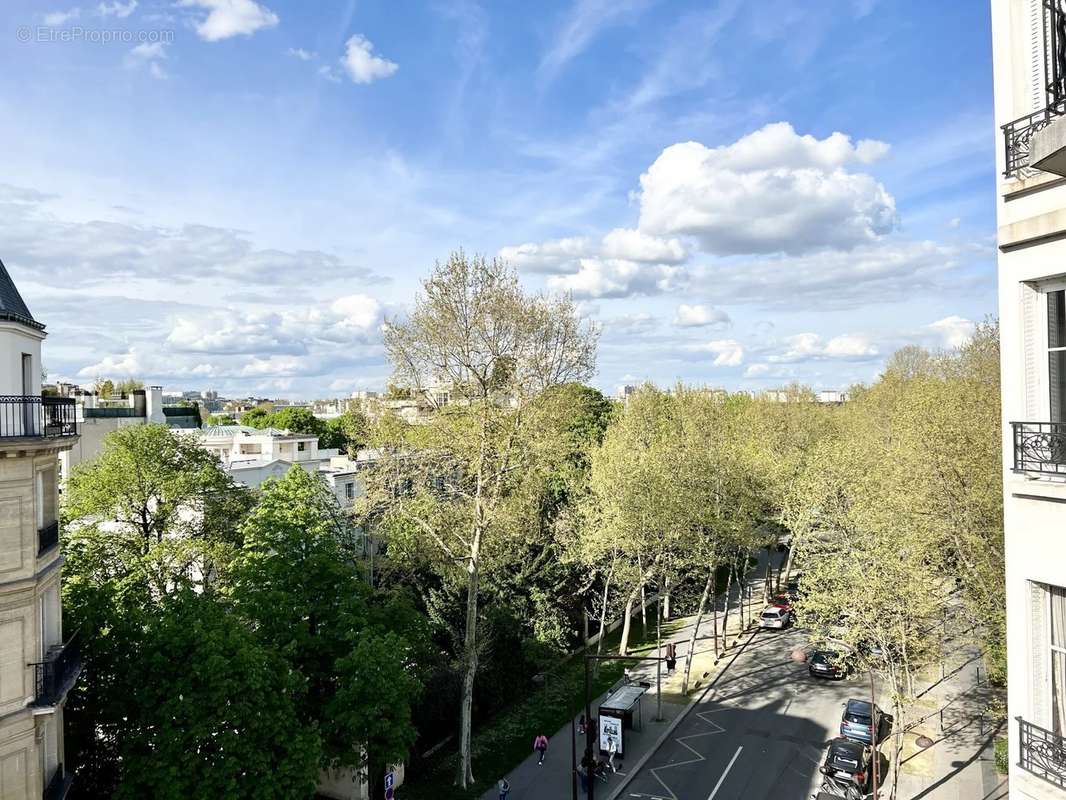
xmin=1003 ymin=106 xmax=1064 ymax=177
xmin=37 ymin=521 xmax=59 ymax=556
xmin=0 ymin=396 xmax=76 ymax=439
xmin=1018 ymin=716 xmax=1066 ymax=789
xmin=43 ymin=763 xmax=72 ymax=800
xmin=1002 ymin=0 xmax=1066 ymax=177
xmin=29 ymin=629 xmax=82 ymax=707
xmin=1012 ymin=421 xmax=1066 ymax=475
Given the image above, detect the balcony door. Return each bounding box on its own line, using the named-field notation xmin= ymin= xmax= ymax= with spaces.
xmin=1051 ymin=585 xmax=1066 ymax=736
xmin=1050 ymin=289 xmax=1066 ymax=423
xmin=21 ymin=353 xmax=33 ymax=435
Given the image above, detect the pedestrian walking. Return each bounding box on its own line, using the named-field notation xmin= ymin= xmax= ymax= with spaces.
xmin=578 ymin=714 xmax=587 ymax=735
xmin=498 ymin=778 xmax=510 ymax=799
xmin=533 ymin=733 xmax=549 ymax=765
xmin=665 ymin=642 xmax=677 ymax=673
xmin=606 ymin=735 xmax=618 ymax=773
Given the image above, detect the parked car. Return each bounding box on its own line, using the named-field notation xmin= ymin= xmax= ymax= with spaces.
xmin=759 ymin=605 xmax=792 ymax=630
xmin=840 ymin=698 xmax=883 ymax=744
xmin=808 ymin=650 xmax=848 ymax=679
xmin=820 ymin=737 xmax=872 ymax=791
xmin=770 ymin=594 xmax=794 ymax=611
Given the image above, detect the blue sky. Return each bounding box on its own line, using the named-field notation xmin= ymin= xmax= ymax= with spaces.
xmin=0 ymin=0 xmax=995 ymax=398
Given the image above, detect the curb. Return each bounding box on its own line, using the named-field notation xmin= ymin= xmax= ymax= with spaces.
xmin=605 ymin=625 xmax=761 ymax=800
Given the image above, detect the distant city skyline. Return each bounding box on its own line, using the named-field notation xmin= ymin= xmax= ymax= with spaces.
xmin=2 ymin=0 xmax=995 ymax=399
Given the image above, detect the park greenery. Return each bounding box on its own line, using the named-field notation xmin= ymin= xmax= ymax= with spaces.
xmin=59 ymin=252 xmax=1003 ymax=800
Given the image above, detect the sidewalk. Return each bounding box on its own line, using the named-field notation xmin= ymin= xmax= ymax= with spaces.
xmin=481 ymin=547 xmax=784 ymax=800
xmin=880 ymin=619 xmax=1008 ymax=800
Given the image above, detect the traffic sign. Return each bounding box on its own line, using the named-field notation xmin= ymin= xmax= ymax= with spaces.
xmin=384 ymin=771 xmax=395 ymax=798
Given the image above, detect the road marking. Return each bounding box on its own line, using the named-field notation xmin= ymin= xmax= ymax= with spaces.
xmin=705 ymin=746 xmax=743 ymax=800
xmin=641 ymin=707 xmax=729 ymax=800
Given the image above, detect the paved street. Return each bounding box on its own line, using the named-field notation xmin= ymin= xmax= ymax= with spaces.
xmin=620 ymin=626 xmax=859 ymax=800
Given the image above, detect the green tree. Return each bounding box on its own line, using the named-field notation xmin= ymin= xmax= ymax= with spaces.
xmin=367 ymin=252 xmax=597 ymax=787
xmin=113 ymin=592 xmax=320 ymax=800
xmin=64 ymin=424 xmax=251 ymax=566
xmin=115 ymin=378 xmax=145 ymax=395
xmin=229 ymin=467 xmax=426 ymax=785
xmin=239 ymin=406 xmax=273 ymax=427
xmin=62 ymin=425 xmax=255 ymax=794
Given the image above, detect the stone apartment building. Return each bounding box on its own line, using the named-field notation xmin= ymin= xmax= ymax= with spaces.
xmin=994 ymin=1 xmax=1066 ymax=796
xmin=0 ymin=262 xmax=79 ymax=799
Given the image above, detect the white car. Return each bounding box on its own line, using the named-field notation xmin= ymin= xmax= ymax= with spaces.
xmin=759 ymin=606 xmax=792 ymax=630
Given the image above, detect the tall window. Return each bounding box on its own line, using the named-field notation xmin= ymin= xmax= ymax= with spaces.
xmin=345 ymin=482 xmax=355 ymax=500
xmin=1051 ymin=585 xmax=1066 ymax=735
xmin=1049 ymin=289 xmax=1066 ymax=422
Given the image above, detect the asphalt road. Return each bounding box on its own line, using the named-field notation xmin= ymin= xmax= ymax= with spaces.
xmin=621 ymin=626 xmax=873 ymax=800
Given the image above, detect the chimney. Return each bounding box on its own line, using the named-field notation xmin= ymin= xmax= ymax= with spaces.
xmin=146 ymin=385 xmax=165 ymax=424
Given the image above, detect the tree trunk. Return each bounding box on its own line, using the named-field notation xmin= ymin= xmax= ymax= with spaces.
xmin=620 ymin=558 xmax=659 ymax=656
xmin=638 ymin=555 xmax=647 ymax=631
xmin=455 ymin=532 xmax=481 ymax=788
xmin=663 ymin=574 xmax=671 ymax=621
xmin=681 ymin=572 xmax=713 ymax=694
xmin=710 ymin=570 xmax=719 ymax=658
xmin=619 ymin=588 xmax=639 ymax=657
xmin=763 ymin=546 xmax=772 ymax=602
xmin=720 ymin=560 xmax=736 ymax=648
xmin=596 ymin=567 xmax=612 ymax=657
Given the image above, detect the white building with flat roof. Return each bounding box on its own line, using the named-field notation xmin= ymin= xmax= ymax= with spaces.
xmin=994 ymin=2 xmax=1066 ymax=796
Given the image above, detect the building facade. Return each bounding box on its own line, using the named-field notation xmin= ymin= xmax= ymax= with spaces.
xmin=0 ymin=262 xmax=79 ymax=799
xmin=994 ymin=2 xmax=1066 ymax=796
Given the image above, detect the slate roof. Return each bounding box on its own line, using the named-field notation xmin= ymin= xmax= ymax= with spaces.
xmin=0 ymin=259 xmax=42 ymax=330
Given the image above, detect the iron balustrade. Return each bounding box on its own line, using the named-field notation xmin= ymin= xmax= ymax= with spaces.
xmin=1012 ymin=421 xmax=1066 ymax=475
xmin=1003 ymin=106 xmax=1063 ymax=177
xmin=1018 ymin=716 xmax=1066 ymax=789
xmin=0 ymin=396 xmax=76 ymax=439
xmin=43 ymin=763 xmax=72 ymax=800
xmin=37 ymin=521 xmax=59 ymax=556
xmin=1002 ymin=1 xmax=1066 ymax=177
xmin=29 ymin=629 xmax=82 ymax=707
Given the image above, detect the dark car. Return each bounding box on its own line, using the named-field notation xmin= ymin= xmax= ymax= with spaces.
xmin=808 ymin=650 xmax=847 ymax=679
xmin=821 ymin=737 xmax=872 ymax=791
xmin=840 ymin=698 xmax=883 ymax=744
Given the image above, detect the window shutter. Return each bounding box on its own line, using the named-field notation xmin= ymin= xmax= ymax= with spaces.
xmin=1032 ymin=0 xmax=1046 ymax=111
xmin=1031 ymin=581 xmax=1051 ymax=728
xmin=1023 ymin=282 xmax=1043 ymax=419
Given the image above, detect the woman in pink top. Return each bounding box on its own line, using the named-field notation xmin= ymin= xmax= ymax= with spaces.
xmin=534 ymin=733 xmax=549 ymax=764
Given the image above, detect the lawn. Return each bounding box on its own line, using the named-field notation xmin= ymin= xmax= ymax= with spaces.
xmin=402 ymin=616 xmax=687 ymax=800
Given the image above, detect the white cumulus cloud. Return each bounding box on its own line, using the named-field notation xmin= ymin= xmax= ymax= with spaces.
xmin=341 ymin=34 xmax=398 ymax=84
xmin=635 ymin=122 xmax=896 ymax=255
xmin=178 ymin=0 xmax=279 ymax=42
xmin=673 ymin=303 xmax=730 ymax=329
xmin=769 ymin=332 xmax=878 ymax=363
xmin=546 ymin=258 xmax=681 ymax=299
xmin=686 ymin=339 xmax=744 ymax=367
xmin=498 ymin=237 xmax=592 ymax=274
xmin=601 ymin=228 xmax=687 ymax=263
xmin=928 ymin=315 xmax=976 ymax=348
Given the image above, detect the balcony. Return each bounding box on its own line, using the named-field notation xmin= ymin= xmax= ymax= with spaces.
xmin=43 ymin=763 xmax=72 ymax=800
xmin=0 ymin=396 xmax=76 ymax=440
xmin=1018 ymin=716 xmax=1066 ymax=789
xmin=1002 ymin=0 xmax=1066 ymax=178
xmin=29 ymin=629 xmax=82 ymax=708
xmin=1012 ymin=422 xmax=1066 ymax=476
xmin=37 ymin=521 xmax=59 ymax=556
